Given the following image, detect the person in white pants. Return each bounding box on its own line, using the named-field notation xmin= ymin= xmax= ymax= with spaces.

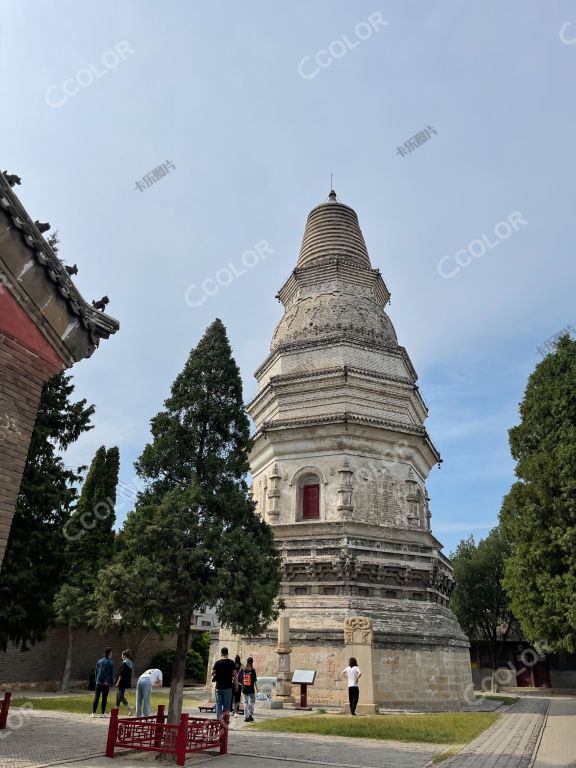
xmin=136 ymin=668 xmax=163 ymax=717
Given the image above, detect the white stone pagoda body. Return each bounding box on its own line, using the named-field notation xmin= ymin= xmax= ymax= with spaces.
xmin=218 ymin=192 xmax=472 ymax=706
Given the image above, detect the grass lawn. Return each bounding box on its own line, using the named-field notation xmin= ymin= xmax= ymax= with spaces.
xmin=253 ymin=712 xmax=501 ymax=744
xmin=478 ymin=695 xmax=519 ymax=705
xmin=11 ymin=693 xmax=199 ymax=715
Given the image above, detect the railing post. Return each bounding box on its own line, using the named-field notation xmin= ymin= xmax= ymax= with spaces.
xmin=105 ymin=708 xmax=119 ymax=758
xmin=154 ymin=704 xmax=165 ymax=748
xmin=220 ymin=710 xmax=229 ymax=755
xmin=175 ymin=713 xmax=189 ymax=766
xmin=0 ymin=692 xmax=11 ymax=730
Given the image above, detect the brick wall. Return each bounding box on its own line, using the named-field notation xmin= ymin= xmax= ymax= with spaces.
xmin=0 ymin=626 xmax=178 ymax=688
xmin=0 ymin=329 xmax=62 ymax=565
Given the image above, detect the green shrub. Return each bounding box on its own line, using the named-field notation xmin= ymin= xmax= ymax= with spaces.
xmin=150 ymin=647 xmax=206 ymax=686
xmin=191 ymin=631 xmax=210 ymax=667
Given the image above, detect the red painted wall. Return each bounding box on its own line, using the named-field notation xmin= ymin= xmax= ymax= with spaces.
xmin=0 ymin=288 xmax=64 ymax=368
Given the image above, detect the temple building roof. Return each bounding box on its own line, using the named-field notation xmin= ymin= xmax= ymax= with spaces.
xmin=296 ymin=190 xmax=372 ymax=269
xmin=0 ymin=170 xmax=119 ymax=364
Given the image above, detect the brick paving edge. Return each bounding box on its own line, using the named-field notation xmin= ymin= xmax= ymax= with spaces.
xmin=526 ymin=697 xmax=551 ymax=768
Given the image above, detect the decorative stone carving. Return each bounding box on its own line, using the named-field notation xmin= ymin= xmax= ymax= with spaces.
xmin=338 ymin=550 xmax=358 ymax=580
xmin=425 ymin=491 xmax=432 ymax=530
xmin=337 ymin=458 xmax=354 ymax=517
xmin=267 ymin=462 xmax=282 ymax=518
xmin=344 ymin=616 xmax=373 ymax=645
xmin=405 ymin=467 xmax=421 ymax=527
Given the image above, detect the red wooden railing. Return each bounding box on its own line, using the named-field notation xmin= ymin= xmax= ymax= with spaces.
xmin=0 ymin=692 xmax=11 ymax=730
xmin=105 ymin=705 xmax=229 ymax=765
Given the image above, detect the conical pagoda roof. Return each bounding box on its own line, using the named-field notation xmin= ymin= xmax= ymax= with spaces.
xmin=297 ymin=190 xmax=371 ymax=269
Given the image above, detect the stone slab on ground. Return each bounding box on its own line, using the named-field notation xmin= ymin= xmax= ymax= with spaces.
xmin=441 ymin=695 xmax=549 ymax=768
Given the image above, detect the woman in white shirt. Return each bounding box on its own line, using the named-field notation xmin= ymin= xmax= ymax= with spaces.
xmin=341 ymin=657 xmax=361 ymax=715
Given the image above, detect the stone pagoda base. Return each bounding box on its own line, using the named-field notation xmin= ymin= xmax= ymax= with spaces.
xmin=212 ymin=603 xmax=472 ymax=708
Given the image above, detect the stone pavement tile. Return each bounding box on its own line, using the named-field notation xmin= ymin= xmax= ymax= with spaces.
xmin=0 ymin=709 xmax=443 ymax=768
xmin=0 ymin=709 xmax=109 ymax=768
xmin=227 ymin=729 xmax=442 ymax=767
xmin=441 ymin=696 xmax=549 ymax=768
xmin=533 ymin=695 xmax=576 ymax=768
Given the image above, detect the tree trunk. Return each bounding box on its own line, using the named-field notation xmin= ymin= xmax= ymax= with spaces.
xmin=490 ymin=668 xmax=499 ymax=693
xmin=60 ymin=624 xmax=74 ymax=693
xmin=167 ymin=612 xmax=192 ymax=725
xmin=489 ymin=647 xmax=499 ymax=692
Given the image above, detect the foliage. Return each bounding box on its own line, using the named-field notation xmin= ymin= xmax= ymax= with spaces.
xmin=54 ymin=446 xmax=119 ymax=624
xmin=0 ymin=372 xmax=94 ymax=651
xmin=253 ymin=712 xmax=502 ymax=744
xmin=500 ymin=334 xmax=576 ymax=652
xmin=53 ymin=445 xmax=119 ymax=690
xmin=450 ymin=528 xmax=515 ymax=670
xmin=149 ymin=647 xmax=205 ymax=685
xmin=191 ymin=631 xmax=210 ymax=667
xmin=94 ymin=319 xmax=283 ymax=724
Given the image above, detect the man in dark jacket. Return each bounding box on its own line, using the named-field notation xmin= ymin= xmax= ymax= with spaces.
xmin=91 ymin=647 xmax=115 ymax=718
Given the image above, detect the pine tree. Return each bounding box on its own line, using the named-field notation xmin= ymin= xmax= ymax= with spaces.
xmin=95 ymin=319 xmax=283 ymax=724
xmin=500 ymin=334 xmax=576 ymax=652
xmin=0 ymin=372 xmax=94 ymax=651
xmin=54 ymin=445 xmax=119 ymax=691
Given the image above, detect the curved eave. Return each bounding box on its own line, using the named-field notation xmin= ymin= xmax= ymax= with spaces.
xmin=0 ymin=171 xmax=119 ymax=348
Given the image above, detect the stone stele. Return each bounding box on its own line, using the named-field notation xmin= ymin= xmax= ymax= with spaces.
xmin=215 ymin=190 xmax=473 ymax=707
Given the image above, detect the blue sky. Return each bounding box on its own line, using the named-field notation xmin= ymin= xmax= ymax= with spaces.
xmin=1 ymin=1 xmax=575 ymax=553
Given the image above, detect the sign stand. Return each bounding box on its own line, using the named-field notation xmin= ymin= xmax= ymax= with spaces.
xmin=291 ymin=670 xmax=316 ymax=711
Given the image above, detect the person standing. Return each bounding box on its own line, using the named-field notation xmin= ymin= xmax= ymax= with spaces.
xmin=136 ymin=668 xmax=163 ymax=717
xmin=232 ymin=655 xmax=244 ymax=716
xmin=242 ymin=656 xmax=258 ymax=722
xmin=211 ymin=647 xmax=237 ymax=720
xmin=91 ymin=647 xmax=115 ymax=718
xmin=341 ymin=657 xmax=361 ymax=715
xmin=115 ymin=649 xmax=134 ymax=716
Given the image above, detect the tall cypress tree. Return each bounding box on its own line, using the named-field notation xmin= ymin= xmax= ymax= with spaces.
xmin=96 ymin=319 xmax=283 ymax=724
xmin=54 ymin=445 xmax=119 ymax=691
xmin=500 ymin=334 xmax=576 ymax=652
xmin=0 ymin=372 xmax=94 ymax=651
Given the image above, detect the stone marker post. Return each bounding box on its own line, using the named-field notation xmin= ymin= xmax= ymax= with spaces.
xmin=272 ymin=615 xmax=295 ymax=707
xmin=343 ymin=616 xmax=377 ymax=714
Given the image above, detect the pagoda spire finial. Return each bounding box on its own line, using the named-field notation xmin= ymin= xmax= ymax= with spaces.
xmin=328 ymin=174 xmax=337 ymax=202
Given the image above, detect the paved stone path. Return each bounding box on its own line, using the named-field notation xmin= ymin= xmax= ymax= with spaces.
xmin=533 ymin=696 xmax=576 ymax=768
xmin=442 ymin=696 xmax=549 ymax=768
xmin=0 ymin=708 xmax=442 ymax=768
xmin=0 ymin=696 xmax=554 ymax=768
xmin=0 ymin=709 xmax=109 ymax=768
xmin=227 ymin=730 xmax=441 ymax=767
